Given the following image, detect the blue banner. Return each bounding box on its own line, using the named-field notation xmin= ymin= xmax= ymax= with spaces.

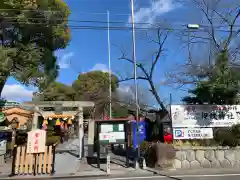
xmin=132 ymin=120 xmax=146 ymax=149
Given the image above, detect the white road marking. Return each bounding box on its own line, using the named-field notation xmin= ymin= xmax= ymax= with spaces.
xmin=172 ymin=174 xmax=240 ymax=178
xmin=96 ymin=174 xmax=240 ymax=180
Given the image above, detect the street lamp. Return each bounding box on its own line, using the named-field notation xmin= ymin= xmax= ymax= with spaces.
xmin=130 ymin=0 xmax=140 ymax=169
xmin=186 ymin=24 xmax=200 ymax=63
xmin=187 ymin=24 xmax=200 ymax=29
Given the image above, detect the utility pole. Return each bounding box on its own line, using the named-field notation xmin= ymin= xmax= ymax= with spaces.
xmin=130 ymin=0 xmax=140 ymax=169
xmin=107 ymin=10 xmax=112 ymax=120
xmin=107 ymin=10 xmax=112 ymax=173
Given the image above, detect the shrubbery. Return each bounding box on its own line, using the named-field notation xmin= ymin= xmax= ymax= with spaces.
xmin=139 ymin=141 xmax=176 ymax=168
xmin=214 ymin=124 xmax=240 ymax=147
xmin=138 ymin=124 xmax=240 ymax=168
xmin=13 ymin=129 xmax=62 ymax=147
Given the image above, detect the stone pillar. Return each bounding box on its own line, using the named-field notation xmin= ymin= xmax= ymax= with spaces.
xmin=87 ymin=119 xmax=95 ymax=157
xmin=78 ymin=107 xmax=84 ymax=159
xmin=32 ymin=112 xmax=39 ymax=130
xmin=0 ymin=154 xmax=4 ymax=165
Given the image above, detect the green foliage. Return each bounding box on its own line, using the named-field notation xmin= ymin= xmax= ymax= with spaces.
xmin=72 ymin=71 xmax=119 ymax=100
xmin=35 ymin=81 xmax=76 ymax=101
xmin=183 ymin=50 xmax=240 ymax=104
xmin=16 ymin=131 xmax=28 ymax=145
xmin=45 ymin=128 xmax=61 ymax=145
xmin=36 ymin=71 xmax=119 ymax=102
xmin=111 ymin=104 xmax=129 ymax=118
xmin=214 ymin=125 xmax=240 ymax=147
xmin=140 ymin=141 xmax=149 ymax=152
xmin=145 ymin=144 xmax=156 ymax=167
xmin=73 ymin=71 xmax=119 ymax=114
xmin=46 ymin=136 xmax=60 ymax=145
xmin=34 ymin=71 xmax=130 ymax=118
xmin=231 ymin=124 xmax=240 ymax=139
xmin=173 ymin=139 xmax=214 ymax=147
xmin=0 ymin=0 xmax=71 ymax=94
xmin=15 ymin=128 xmax=61 ymax=146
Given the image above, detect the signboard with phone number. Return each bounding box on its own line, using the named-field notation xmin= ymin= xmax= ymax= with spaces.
xmin=173 ymin=128 xmax=213 ymax=139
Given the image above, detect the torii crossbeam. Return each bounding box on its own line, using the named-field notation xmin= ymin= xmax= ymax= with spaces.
xmin=23 ymin=101 xmax=94 ymax=159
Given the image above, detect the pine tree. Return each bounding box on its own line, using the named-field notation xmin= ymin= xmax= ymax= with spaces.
xmin=183 ymin=50 xmax=240 ymax=104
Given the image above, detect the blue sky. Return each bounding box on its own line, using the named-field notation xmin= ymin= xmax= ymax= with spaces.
xmin=3 ymin=0 xmax=205 ymax=105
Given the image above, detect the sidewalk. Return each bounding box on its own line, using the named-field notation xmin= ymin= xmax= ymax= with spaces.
xmin=0 ymin=160 xmax=12 ymax=178
xmin=0 ymin=168 xmax=152 ymax=179
xmin=146 ymin=167 xmax=240 ymax=177
xmin=2 ymin=168 xmax=240 ymax=180
xmin=0 ymin=156 xmax=153 ymax=179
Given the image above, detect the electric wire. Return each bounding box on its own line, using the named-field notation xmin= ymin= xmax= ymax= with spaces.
xmin=0 ymin=8 xmax=239 ymax=29
xmin=1 ymin=20 xmax=239 ymax=32
xmin=2 ymin=16 xmax=240 ymax=28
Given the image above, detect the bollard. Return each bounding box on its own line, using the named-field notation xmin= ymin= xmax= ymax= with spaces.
xmin=106 ymin=155 xmax=111 ymax=174
xmin=134 ymin=160 xmax=139 ymax=169
xmin=138 ymin=157 xmax=146 ymax=169
xmin=142 ymin=158 xmax=146 ymax=169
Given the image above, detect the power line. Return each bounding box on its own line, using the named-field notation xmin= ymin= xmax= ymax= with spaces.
xmin=2 ymin=20 xmax=238 ymax=32
xmin=1 ymin=16 xmax=239 ymax=32
xmin=1 ymin=9 xmax=239 ymax=32
xmin=2 ymin=13 xmax=240 ymax=32
xmin=3 ymin=16 xmax=240 ymax=28
xmin=1 ymin=7 xmax=240 ymax=19
xmin=1 ymin=6 xmax=240 ymax=27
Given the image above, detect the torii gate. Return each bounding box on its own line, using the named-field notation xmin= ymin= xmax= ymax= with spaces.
xmin=23 ymin=101 xmax=94 ymax=159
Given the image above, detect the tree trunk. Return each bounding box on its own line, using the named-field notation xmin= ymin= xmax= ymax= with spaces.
xmin=0 ymin=75 xmax=9 ymax=97
xmin=149 ymin=80 xmax=167 ymax=112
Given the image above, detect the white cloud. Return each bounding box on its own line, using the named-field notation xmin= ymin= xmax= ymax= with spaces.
xmin=2 ymin=84 xmax=34 ymax=102
xmin=129 ymin=0 xmax=180 ymax=26
xmin=90 ymin=63 xmax=110 ymax=73
xmin=118 ymin=85 xmax=133 ymax=94
xmin=58 ymin=52 xmax=74 ymax=69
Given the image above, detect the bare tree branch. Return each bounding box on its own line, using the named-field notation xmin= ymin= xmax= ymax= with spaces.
xmin=149 ymin=29 xmax=169 ymax=79
xmin=118 ymin=27 xmax=171 ymax=112
xmin=224 ymin=10 xmax=240 ymax=49
xmin=193 ymin=0 xmax=221 ymax=49
xmin=118 ymin=76 xmax=148 ymax=82
xmin=167 ymin=0 xmax=240 ymax=87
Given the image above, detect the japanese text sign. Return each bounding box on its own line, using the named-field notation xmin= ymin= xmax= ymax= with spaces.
xmin=173 ymin=128 xmax=213 ymax=139
xmin=171 ymin=105 xmax=240 ymax=128
xmin=27 ymin=129 xmax=46 ymax=153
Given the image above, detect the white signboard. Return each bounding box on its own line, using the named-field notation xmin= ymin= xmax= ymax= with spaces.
xmin=171 ymin=105 xmax=240 ymax=128
xmin=0 ymin=140 xmax=6 ymax=154
xmin=99 ymin=132 xmax=125 ymax=142
xmin=99 ymin=133 xmax=116 ymax=142
xmin=101 ymin=124 xmax=113 ymax=133
xmin=173 ymin=128 xmax=213 ymax=139
xmin=27 ymin=129 xmax=46 ymax=154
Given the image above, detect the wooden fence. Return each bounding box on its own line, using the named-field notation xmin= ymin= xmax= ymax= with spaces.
xmin=11 ymin=144 xmax=56 ymax=176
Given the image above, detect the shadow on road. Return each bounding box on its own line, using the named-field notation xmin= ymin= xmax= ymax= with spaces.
xmin=151 ymin=171 xmax=182 ymax=180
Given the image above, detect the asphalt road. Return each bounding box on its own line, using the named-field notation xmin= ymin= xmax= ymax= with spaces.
xmin=30 ymin=174 xmax=240 ymax=180
xmin=5 ymin=168 xmax=240 ymax=180
xmin=23 ymin=171 xmax=240 ymax=180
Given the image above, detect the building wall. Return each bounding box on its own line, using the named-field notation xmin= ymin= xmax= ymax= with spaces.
xmin=6 ymin=114 xmax=30 ymax=126
xmin=173 ymin=146 xmax=240 ymax=169
xmin=3 ymin=107 xmax=33 ymax=128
